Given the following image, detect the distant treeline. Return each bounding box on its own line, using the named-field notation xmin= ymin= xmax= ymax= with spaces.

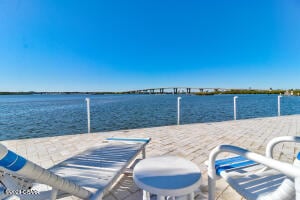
xmin=0 ymin=92 xmax=37 ymax=95
xmin=2 ymin=89 xmax=300 ymax=96
xmin=0 ymin=91 xmax=123 ymax=95
xmin=195 ymin=89 xmax=300 ymax=95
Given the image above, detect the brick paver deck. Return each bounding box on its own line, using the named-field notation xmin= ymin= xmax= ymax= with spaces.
xmin=2 ymin=115 xmax=300 ymax=200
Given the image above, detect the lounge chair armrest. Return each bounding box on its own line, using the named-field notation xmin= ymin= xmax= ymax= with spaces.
xmin=208 ymin=144 xmax=300 ymax=180
xmin=266 ymin=136 xmax=300 ymax=158
xmin=106 ymin=137 xmax=151 ymax=144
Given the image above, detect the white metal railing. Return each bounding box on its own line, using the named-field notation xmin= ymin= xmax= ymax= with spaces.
xmin=177 ymin=97 xmax=181 ymax=125
xmin=85 ymin=98 xmax=91 ymax=133
xmin=233 ymin=96 xmax=238 ymax=120
xmin=83 ymin=95 xmax=284 ymax=131
xmin=278 ymin=95 xmax=282 ymax=116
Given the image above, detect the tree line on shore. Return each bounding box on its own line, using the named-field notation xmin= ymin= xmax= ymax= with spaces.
xmin=0 ymin=91 xmax=123 ymax=95
xmin=195 ymin=89 xmax=300 ymax=95
xmin=1 ymin=89 xmax=299 ymax=95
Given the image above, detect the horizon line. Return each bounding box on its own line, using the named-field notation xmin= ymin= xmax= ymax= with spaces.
xmin=0 ymin=88 xmax=297 ymax=93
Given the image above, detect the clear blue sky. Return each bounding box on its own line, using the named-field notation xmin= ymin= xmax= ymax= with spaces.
xmin=0 ymin=0 xmax=300 ymax=92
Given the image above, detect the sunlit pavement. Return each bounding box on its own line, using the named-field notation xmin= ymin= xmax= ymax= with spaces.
xmin=2 ymin=115 xmax=300 ymax=200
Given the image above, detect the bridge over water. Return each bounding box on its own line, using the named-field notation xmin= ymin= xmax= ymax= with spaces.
xmin=125 ymin=87 xmax=233 ymax=94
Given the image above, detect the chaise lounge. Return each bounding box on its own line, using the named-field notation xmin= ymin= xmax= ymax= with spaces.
xmin=0 ymin=137 xmax=151 ymax=200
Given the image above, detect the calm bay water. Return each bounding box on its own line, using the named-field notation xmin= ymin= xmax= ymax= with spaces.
xmin=1 ymin=94 xmax=300 ymax=140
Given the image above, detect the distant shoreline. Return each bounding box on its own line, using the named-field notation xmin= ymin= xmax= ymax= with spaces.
xmin=0 ymin=92 xmax=122 ymax=95
xmin=195 ymin=89 xmax=299 ymax=96
xmin=0 ymin=89 xmax=299 ymax=96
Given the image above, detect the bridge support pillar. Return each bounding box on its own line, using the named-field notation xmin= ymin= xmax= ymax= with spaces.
xmin=160 ymin=88 xmax=164 ymax=94
xmin=173 ymin=88 xmax=178 ymax=94
xmin=187 ymin=88 xmax=191 ymax=94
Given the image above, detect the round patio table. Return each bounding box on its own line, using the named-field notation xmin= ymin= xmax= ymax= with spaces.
xmin=133 ymin=156 xmax=201 ymax=200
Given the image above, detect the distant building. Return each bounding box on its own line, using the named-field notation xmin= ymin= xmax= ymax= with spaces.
xmin=284 ymin=90 xmax=294 ymax=96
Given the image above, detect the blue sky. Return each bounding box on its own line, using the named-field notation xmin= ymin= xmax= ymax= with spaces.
xmin=0 ymin=0 xmax=300 ymax=92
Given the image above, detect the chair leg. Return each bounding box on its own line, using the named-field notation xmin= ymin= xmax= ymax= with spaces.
xmin=142 ymin=148 xmax=146 ymax=159
xmin=188 ymin=192 xmax=194 ymax=200
xmin=167 ymin=197 xmax=175 ymax=200
xmin=143 ymin=190 xmax=150 ymax=200
xmin=296 ymin=177 xmax=300 ymax=200
xmin=51 ymin=189 xmax=58 ymax=200
xmin=157 ymin=195 xmax=165 ymax=200
xmin=208 ymin=176 xmax=216 ymax=200
xmin=90 ymin=192 xmax=103 ymax=200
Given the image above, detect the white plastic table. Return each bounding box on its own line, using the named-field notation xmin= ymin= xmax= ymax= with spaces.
xmin=133 ymin=156 xmax=201 ymax=200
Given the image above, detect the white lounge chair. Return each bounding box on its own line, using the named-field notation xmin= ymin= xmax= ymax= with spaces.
xmin=0 ymin=137 xmax=151 ymax=200
xmin=208 ymin=136 xmax=300 ymax=200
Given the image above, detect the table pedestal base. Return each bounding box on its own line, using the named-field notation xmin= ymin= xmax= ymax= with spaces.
xmin=143 ymin=191 xmax=150 ymax=200
xmin=142 ymin=190 xmax=195 ymax=200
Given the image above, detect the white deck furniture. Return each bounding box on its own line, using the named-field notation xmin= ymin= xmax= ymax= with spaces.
xmin=0 ymin=137 xmax=150 ymax=200
xmin=133 ymin=156 xmax=201 ymax=200
xmin=208 ymin=136 xmax=300 ymax=200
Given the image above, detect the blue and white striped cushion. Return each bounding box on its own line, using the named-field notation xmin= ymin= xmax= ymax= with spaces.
xmin=215 ymin=156 xmax=257 ymax=176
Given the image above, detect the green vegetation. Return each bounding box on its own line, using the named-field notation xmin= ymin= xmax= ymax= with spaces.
xmin=195 ymin=89 xmax=300 ymax=95
xmin=2 ymin=89 xmax=300 ymax=96
xmin=94 ymin=92 xmax=124 ymax=95
xmin=0 ymin=91 xmax=124 ymax=95
xmin=0 ymin=91 xmax=37 ymax=95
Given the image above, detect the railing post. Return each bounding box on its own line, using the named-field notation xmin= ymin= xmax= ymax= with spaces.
xmin=278 ymin=95 xmax=282 ymax=116
xmin=233 ymin=96 xmax=238 ymax=120
xmin=177 ymin=97 xmax=182 ymax=125
xmin=85 ymin=98 xmax=91 ymax=133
